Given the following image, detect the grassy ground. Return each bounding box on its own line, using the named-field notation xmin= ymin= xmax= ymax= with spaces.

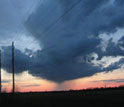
xmin=0 ymin=87 xmax=124 ymax=107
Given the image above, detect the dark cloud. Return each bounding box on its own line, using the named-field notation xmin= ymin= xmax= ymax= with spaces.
xmin=29 ymin=53 xmax=102 ymax=82
xmin=114 ymin=0 xmax=124 ymax=6
xmin=25 ymin=0 xmax=124 ymax=61
xmin=1 ymin=0 xmax=124 ymax=82
xmin=103 ymin=57 xmax=124 ymax=72
xmin=24 ymin=0 xmax=124 ymax=81
xmin=1 ymin=46 xmax=30 ymax=73
xmin=96 ymin=36 xmax=124 ymax=71
xmin=1 ymin=46 xmax=102 ymax=82
xmin=96 ymin=38 xmax=124 ymax=60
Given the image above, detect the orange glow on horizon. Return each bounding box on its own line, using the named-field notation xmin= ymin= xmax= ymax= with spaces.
xmin=1 ymin=69 xmax=124 ymax=93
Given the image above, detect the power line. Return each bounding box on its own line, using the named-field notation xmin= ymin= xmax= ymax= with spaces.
xmin=40 ymin=0 xmax=81 ymax=40
xmin=23 ymin=0 xmax=81 ymax=53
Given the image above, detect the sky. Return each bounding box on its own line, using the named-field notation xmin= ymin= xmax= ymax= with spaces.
xmin=0 ymin=0 xmax=124 ymax=92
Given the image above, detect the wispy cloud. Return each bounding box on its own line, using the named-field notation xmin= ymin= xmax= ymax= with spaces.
xmin=93 ymin=79 xmax=124 ymax=83
xmin=21 ymin=84 xmax=41 ymax=87
xmin=2 ymin=80 xmax=10 ymax=83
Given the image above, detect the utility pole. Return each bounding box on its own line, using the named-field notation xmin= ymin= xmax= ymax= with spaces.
xmin=12 ymin=42 xmax=15 ymax=94
xmin=0 ymin=50 xmax=1 ymax=94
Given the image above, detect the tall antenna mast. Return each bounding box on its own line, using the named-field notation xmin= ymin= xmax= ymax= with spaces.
xmin=12 ymin=42 xmax=15 ymax=94
xmin=0 ymin=50 xmax=1 ymax=94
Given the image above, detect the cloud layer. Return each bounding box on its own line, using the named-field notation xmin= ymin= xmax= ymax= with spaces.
xmin=1 ymin=0 xmax=124 ymax=82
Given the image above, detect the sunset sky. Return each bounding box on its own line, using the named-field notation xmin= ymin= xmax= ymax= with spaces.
xmin=0 ymin=0 xmax=124 ymax=92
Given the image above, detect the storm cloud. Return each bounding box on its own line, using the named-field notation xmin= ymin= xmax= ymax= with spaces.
xmin=1 ymin=0 xmax=124 ymax=82
xmin=1 ymin=46 xmax=30 ymax=73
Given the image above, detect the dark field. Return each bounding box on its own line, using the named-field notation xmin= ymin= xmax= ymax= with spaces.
xmin=0 ymin=87 xmax=124 ymax=107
